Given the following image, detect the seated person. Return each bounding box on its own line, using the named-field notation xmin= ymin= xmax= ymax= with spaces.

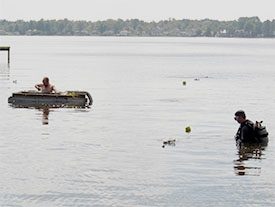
xmin=35 ymin=77 xmax=57 ymax=93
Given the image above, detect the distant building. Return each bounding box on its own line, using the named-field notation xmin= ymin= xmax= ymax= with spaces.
xmin=0 ymin=30 xmax=6 ymax=35
xmin=118 ymin=30 xmax=130 ymax=36
xmin=26 ymin=29 xmax=40 ymax=35
xmin=103 ymin=31 xmax=114 ymax=36
xmin=234 ymin=29 xmax=249 ymax=37
xmin=216 ymin=29 xmax=228 ymax=37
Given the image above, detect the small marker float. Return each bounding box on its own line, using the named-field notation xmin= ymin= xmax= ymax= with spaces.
xmin=185 ymin=126 xmax=191 ymax=133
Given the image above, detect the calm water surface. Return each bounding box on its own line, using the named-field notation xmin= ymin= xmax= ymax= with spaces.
xmin=0 ymin=36 xmax=275 ymax=207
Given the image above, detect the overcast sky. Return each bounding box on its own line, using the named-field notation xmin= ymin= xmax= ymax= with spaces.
xmin=1 ymin=0 xmax=275 ymax=22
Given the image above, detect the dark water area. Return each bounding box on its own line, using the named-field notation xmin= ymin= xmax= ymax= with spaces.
xmin=0 ymin=36 xmax=274 ymax=206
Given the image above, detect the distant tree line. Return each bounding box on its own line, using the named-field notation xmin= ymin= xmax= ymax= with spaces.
xmin=0 ymin=17 xmax=275 ymax=38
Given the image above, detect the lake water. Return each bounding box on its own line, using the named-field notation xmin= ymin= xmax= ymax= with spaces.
xmin=0 ymin=36 xmax=274 ymax=207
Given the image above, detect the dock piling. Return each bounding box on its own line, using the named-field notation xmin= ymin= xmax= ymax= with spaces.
xmin=0 ymin=46 xmax=10 ymax=64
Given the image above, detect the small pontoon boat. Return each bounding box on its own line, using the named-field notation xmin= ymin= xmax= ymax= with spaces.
xmin=8 ymin=90 xmax=93 ymax=108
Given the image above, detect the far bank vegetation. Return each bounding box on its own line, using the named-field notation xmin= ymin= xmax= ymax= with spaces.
xmin=0 ymin=17 xmax=274 ymax=38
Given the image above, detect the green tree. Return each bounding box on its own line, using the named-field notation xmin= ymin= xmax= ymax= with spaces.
xmin=263 ymin=20 xmax=272 ymax=37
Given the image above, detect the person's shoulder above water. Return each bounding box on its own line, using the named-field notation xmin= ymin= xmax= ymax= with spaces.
xmin=241 ymin=120 xmax=256 ymax=142
xmin=35 ymin=77 xmax=58 ymax=93
xmin=234 ymin=110 xmax=268 ymax=144
xmin=234 ymin=110 xmax=255 ymax=143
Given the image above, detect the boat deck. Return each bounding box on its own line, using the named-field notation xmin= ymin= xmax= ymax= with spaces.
xmin=8 ymin=91 xmax=93 ymax=108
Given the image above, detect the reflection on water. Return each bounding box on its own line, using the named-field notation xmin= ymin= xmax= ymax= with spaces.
xmin=41 ymin=107 xmax=50 ymax=125
xmin=234 ymin=141 xmax=268 ymax=176
xmin=8 ymin=103 xmax=90 ymax=125
xmin=9 ymin=104 xmax=52 ymax=125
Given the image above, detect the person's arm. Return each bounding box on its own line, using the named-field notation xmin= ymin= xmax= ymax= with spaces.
xmin=35 ymin=83 xmax=43 ymax=91
xmin=51 ymin=85 xmax=58 ymax=93
xmin=235 ymin=127 xmax=241 ymax=141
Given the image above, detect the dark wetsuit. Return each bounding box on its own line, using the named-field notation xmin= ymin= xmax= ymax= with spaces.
xmin=235 ymin=120 xmax=257 ymax=143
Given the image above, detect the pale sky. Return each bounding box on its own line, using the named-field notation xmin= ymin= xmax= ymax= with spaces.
xmin=1 ymin=0 xmax=275 ymax=22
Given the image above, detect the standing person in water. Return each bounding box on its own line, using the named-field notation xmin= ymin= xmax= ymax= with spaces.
xmin=35 ymin=77 xmax=57 ymax=93
xmin=234 ymin=110 xmax=257 ymax=143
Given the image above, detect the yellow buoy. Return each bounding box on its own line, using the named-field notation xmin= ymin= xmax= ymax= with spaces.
xmin=185 ymin=126 xmax=191 ymax=133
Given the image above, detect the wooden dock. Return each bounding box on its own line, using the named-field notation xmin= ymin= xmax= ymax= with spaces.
xmin=0 ymin=46 xmax=10 ymax=63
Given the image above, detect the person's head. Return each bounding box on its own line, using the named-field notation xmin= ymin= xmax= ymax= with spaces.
xmin=234 ymin=110 xmax=246 ymax=124
xmin=42 ymin=77 xmax=49 ymax=86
